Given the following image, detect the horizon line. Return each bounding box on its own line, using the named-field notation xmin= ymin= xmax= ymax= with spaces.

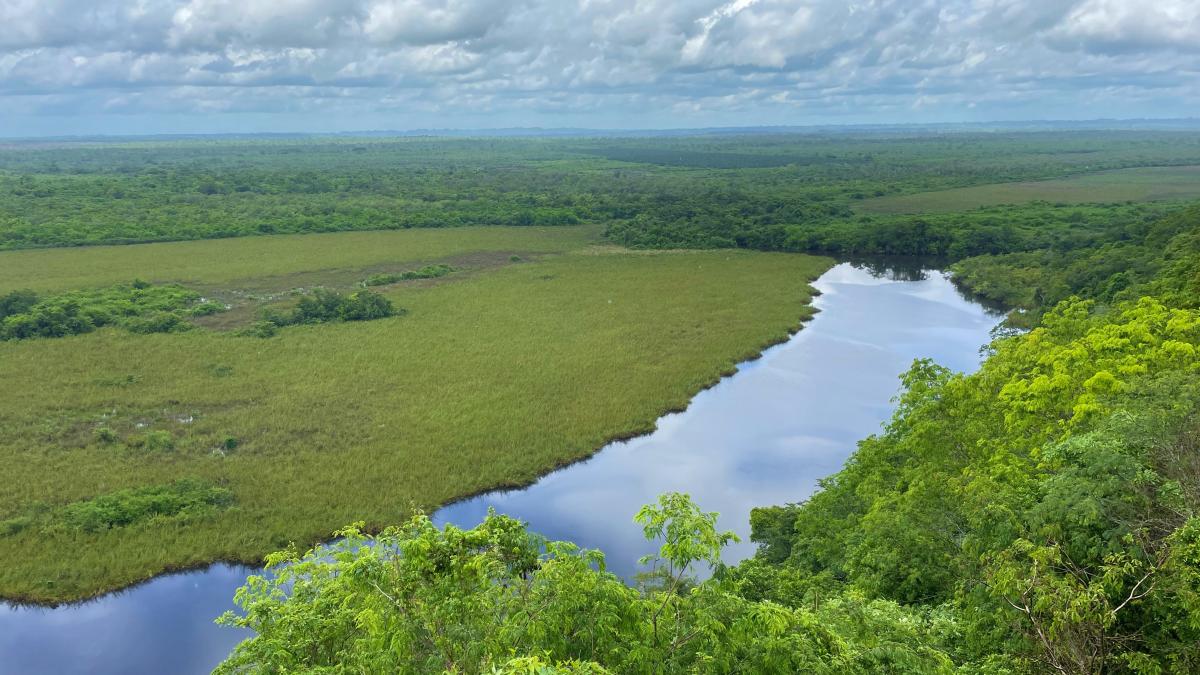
xmin=4 ymin=116 xmax=1200 ymax=142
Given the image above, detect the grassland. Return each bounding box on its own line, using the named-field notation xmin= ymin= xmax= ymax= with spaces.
xmin=0 ymin=225 xmax=601 ymax=294
xmin=856 ymin=165 xmax=1200 ymax=214
xmin=0 ymin=226 xmax=831 ymax=603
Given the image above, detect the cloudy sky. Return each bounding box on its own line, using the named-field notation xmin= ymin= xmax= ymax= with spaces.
xmin=2 ymin=0 xmax=1198 ymax=136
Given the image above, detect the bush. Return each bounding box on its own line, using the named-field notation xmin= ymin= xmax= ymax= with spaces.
xmin=399 ymin=264 xmax=454 ymax=280
xmin=0 ymin=289 xmax=38 ymax=320
xmin=0 ymin=516 xmax=32 ymax=538
xmin=0 ymin=281 xmax=222 ymax=341
xmin=339 ymin=290 xmax=396 ymax=321
xmin=236 ymin=320 xmax=279 ymax=338
xmin=54 ymin=479 xmax=233 ymax=533
xmin=263 ymin=288 xmax=400 ymax=328
xmin=362 ymin=272 xmax=403 ymax=287
xmin=129 ymin=430 xmax=175 ymax=452
xmin=124 ymin=312 xmax=191 ymax=334
xmin=93 ymin=427 xmax=118 ymax=444
xmin=362 ymin=264 xmax=455 ymax=286
xmin=291 ymin=288 xmax=347 ymax=323
xmin=1 ymin=300 xmax=97 ymax=339
xmin=188 ymin=301 xmax=225 ymax=317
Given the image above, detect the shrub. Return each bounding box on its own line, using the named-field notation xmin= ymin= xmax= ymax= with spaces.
xmin=0 ymin=281 xmax=222 ymax=341
xmin=129 ymin=430 xmax=175 ymax=452
xmin=55 ymin=479 xmax=233 ymax=533
xmin=339 ymin=290 xmax=396 ymax=321
xmin=94 ymin=427 xmax=118 ymax=444
xmin=264 ymin=288 xmax=399 ymax=328
xmin=1 ymin=300 xmax=97 ymax=340
xmin=400 ymin=264 xmax=455 ymax=280
xmin=291 ymin=288 xmax=347 ymax=323
xmin=188 ymin=301 xmax=225 ymax=317
xmin=362 ymin=264 xmax=455 ymax=286
xmin=0 ymin=516 xmax=32 ymax=538
xmin=124 ymin=312 xmax=191 ymax=334
xmin=237 ymin=320 xmax=279 ymax=338
xmin=0 ymin=289 xmax=38 ymax=320
xmin=362 ymin=273 xmax=403 ymax=287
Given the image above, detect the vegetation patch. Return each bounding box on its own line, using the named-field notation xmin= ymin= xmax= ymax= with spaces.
xmin=3 ymin=134 xmax=1200 ymax=257
xmin=857 ymin=165 xmax=1200 ymax=214
xmin=215 ymin=494 xmax=954 ymax=673
xmin=951 ymin=204 xmax=1200 ymax=325
xmin=56 ymin=479 xmax=232 ymax=534
xmin=0 ymin=479 xmax=232 ymax=538
xmin=257 ymin=288 xmax=399 ymax=330
xmin=362 ymin=263 xmax=455 ymax=286
xmin=0 ymin=280 xmax=223 ymax=341
xmin=0 ymin=226 xmax=600 ymax=295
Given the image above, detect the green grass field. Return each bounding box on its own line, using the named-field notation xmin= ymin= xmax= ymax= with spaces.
xmin=857 ymin=165 xmax=1200 ymax=214
xmin=0 ymin=225 xmax=603 ymax=294
xmin=0 ymin=227 xmax=831 ymax=603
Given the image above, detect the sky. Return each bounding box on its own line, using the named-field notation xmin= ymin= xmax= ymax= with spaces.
xmin=1 ymin=0 xmax=1198 ymax=136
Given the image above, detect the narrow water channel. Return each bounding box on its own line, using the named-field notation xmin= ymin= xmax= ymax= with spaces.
xmin=0 ymin=262 xmax=1002 ymax=675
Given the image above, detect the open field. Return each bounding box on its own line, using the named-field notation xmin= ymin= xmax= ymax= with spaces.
xmin=0 ymin=225 xmax=602 ymax=294
xmin=0 ymin=227 xmax=831 ymax=603
xmin=856 ymin=165 xmax=1200 ymax=214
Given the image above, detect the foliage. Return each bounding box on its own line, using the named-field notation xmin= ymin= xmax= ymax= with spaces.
xmin=216 ymin=495 xmax=954 ymax=674
xmin=234 ymin=320 xmax=278 ymax=338
xmin=857 ymin=166 xmax=1200 ymax=215
xmin=746 ymin=293 xmax=1200 ymax=672
xmin=128 ymin=429 xmax=176 ymax=452
xmin=261 ymin=288 xmax=400 ymax=328
xmin=363 ymin=264 xmax=455 ymax=286
xmin=56 ymin=479 xmax=232 ymax=534
xmin=0 ymin=281 xmax=222 ymax=341
xmin=0 ymin=479 xmax=233 ymax=538
xmin=0 ymin=289 xmax=38 ymax=319
xmin=951 ymin=204 xmax=1200 ymax=324
xmin=2 ymin=132 xmax=1199 ymax=253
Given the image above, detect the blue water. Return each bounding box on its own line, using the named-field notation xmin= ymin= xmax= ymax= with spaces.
xmin=0 ymin=262 xmax=1001 ymax=674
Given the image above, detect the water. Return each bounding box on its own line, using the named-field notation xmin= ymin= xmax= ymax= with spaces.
xmin=433 ymin=263 xmax=1001 ymax=573
xmin=0 ymin=262 xmax=1002 ymax=675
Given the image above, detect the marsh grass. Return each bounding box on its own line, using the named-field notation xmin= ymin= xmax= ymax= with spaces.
xmin=0 ymin=225 xmax=602 ymax=294
xmin=0 ymin=230 xmax=830 ymax=603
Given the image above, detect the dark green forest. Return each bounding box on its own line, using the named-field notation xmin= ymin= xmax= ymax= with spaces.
xmin=3 ymin=132 xmax=1200 ymax=254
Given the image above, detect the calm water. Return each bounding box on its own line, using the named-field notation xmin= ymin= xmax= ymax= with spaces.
xmin=0 ymin=263 xmax=1001 ymax=675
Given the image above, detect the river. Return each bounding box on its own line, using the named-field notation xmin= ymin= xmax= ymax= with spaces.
xmin=0 ymin=261 xmax=1002 ymax=674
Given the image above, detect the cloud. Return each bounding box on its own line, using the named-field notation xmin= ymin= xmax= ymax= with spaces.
xmin=1050 ymin=0 xmax=1200 ymax=54
xmin=0 ymin=0 xmax=1197 ymax=133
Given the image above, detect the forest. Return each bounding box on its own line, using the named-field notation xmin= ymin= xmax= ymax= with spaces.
xmin=4 ymin=132 xmax=1200 ymax=256
xmin=1 ymin=132 xmax=1199 ymax=673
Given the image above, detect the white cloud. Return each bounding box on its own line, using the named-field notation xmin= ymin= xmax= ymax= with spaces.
xmin=0 ymin=0 xmax=1197 ymax=132
xmin=1051 ymin=0 xmax=1200 ymax=53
